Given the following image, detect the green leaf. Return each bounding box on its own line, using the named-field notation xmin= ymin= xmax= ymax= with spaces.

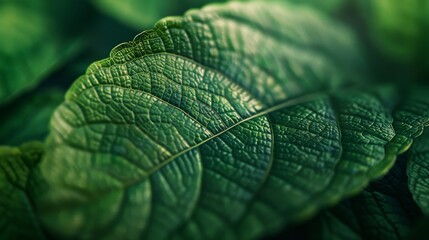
xmin=0 ymin=142 xmax=45 ymax=239
xmin=32 ymin=2 xmax=404 ymax=239
xmin=0 ymin=89 xmax=64 ymax=145
xmin=359 ymin=86 xmax=429 ymax=180
xmin=0 ymin=0 xmax=90 ymax=104
xmin=308 ymin=86 xmax=429 ymax=240
xmin=408 ymin=129 xmax=429 ymax=215
xmin=308 ymin=157 xmax=422 ymax=240
xmin=307 ymin=86 xmax=429 ymax=240
xmin=386 ymin=86 xmax=429 ymax=155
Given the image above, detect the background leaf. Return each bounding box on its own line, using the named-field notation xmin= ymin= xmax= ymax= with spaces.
xmin=0 ymin=142 xmax=45 ymax=240
xmin=308 ymin=157 xmax=422 ymax=240
xmin=408 ymin=129 xmax=429 ymax=215
xmin=0 ymin=0 xmax=92 ymax=105
xmin=357 ymin=0 xmax=429 ymax=77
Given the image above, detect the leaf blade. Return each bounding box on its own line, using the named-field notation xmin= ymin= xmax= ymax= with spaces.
xmin=33 ymin=2 xmax=406 ymax=239
xmin=0 ymin=142 xmax=45 ymax=239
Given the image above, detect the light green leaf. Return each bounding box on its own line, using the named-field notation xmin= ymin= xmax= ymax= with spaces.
xmin=0 ymin=142 xmax=45 ymax=239
xmin=309 ymin=157 xmax=422 ymax=240
xmin=0 ymin=89 xmax=64 ymax=145
xmin=0 ymin=0 xmax=90 ymax=104
xmin=32 ymin=2 xmax=403 ymax=239
xmin=408 ymin=129 xmax=429 ymax=215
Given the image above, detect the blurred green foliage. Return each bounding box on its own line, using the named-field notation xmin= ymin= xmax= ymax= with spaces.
xmin=92 ymin=0 xmax=227 ymax=29
xmin=0 ymin=0 xmax=92 ymax=104
xmin=0 ymin=89 xmax=63 ymax=145
xmin=359 ymin=0 xmax=429 ymax=64
xmin=286 ymin=0 xmax=344 ymax=13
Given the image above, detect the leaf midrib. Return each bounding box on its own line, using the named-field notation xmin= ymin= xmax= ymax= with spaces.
xmin=61 ymin=91 xmax=326 ymax=192
xmin=142 ymin=92 xmax=325 ymax=179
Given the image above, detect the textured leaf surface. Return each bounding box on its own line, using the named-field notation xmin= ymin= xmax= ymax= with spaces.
xmin=386 ymin=87 xmax=429 ymax=155
xmin=0 ymin=89 xmax=64 ymax=145
xmin=0 ymin=0 xmax=89 ymax=104
xmin=408 ymin=129 xmax=429 ymax=215
xmin=32 ymin=2 xmax=402 ymax=239
xmin=0 ymin=142 xmax=45 ymax=239
xmin=309 ymin=86 xmax=429 ymax=240
xmin=309 ymin=157 xmax=422 ymax=240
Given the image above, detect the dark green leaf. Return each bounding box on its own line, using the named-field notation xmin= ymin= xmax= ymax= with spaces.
xmin=305 ymin=86 xmax=429 ymax=239
xmin=0 ymin=0 xmax=91 ymax=104
xmin=308 ymin=157 xmax=422 ymax=240
xmin=31 ymin=2 xmax=413 ymax=239
xmin=0 ymin=142 xmax=45 ymax=239
xmin=386 ymin=86 xmax=429 ymax=155
xmin=408 ymin=129 xmax=429 ymax=215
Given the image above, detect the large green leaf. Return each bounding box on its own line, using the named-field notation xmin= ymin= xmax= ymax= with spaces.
xmin=0 ymin=142 xmax=45 ymax=239
xmin=308 ymin=157 xmax=422 ymax=240
xmin=32 ymin=2 xmax=406 ymax=239
xmin=0 ymin=0 xmax=91 ymax=104
xmin=408 ymin=129 xmax=429 ymax=215
xmin=0 ymin=89 xmax=64 ymax=145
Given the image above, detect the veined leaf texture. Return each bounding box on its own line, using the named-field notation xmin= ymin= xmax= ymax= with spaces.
xmin=0 ymin=1 xmax=428 ymax=240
